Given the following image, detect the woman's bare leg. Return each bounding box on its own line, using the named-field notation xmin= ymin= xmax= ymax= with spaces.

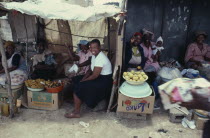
xmin=65 ymin=93 xmax=82 ymax=118
xmin=73 ymin=93 xmax=82 ymax=113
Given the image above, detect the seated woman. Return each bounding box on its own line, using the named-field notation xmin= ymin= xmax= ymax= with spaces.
xmin=140 ymin=32 xmax=160 ymax=85
xmin=72 ymin=40 xmax=92 ymax=75
xmin=185 ymin=31 xmax=210 ymax=69
xmin=0 ymin=41 xmax=27 ymax=86
xmin=140 ymin=33 xmax=160 ymax=73
xmin=125 ymin=32 xmax=145 ymax=71
xmin=31 ymin=40 xmax=56 ymax=80
xmin=65 ymin=39 xmax=113 ymax=118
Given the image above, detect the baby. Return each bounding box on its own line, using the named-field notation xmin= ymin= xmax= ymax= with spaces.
xmin=152 ymin=36 xmax=164 ymax=61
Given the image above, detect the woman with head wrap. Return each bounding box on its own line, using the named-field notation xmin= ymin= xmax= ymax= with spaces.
xmin=185 ymin=31 xmax=210 ymax=69
xmin=140 ymin=32 xmax=160 ymax=85
xmin=0 ymin=41 xmax=27 ymax=86
xmin=140 ymin=33 xmax=160 ymax=73
xmin=124 ymin=32 xmax=145 ymax=71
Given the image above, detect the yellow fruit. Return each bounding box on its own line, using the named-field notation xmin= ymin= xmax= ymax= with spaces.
xmin=138 ymin=74 xmax=142 ymax=78
xmin=143 ymin=75 xmax=148 ymax=79
xmin=123 ymin=72 xmax=128 ymax=76
xmin=131 ymin=70 xmax=135 ymax=74
xmin=133 ymin=76 xmax=138 ymax=81
xmin=128 ymin=73 xmax=133 ymax=78
xmin=137 ymin=66 xmax=141 ymax=70
xmin=141 ymin=72 xmax=146 ymax=75
xmin=140 ymin=78 xmax=144 ymax=81
xmin=136 ymin=71 xmax=141 ymax=74
xmin=125 ymin=76 xmax=130 ymax=80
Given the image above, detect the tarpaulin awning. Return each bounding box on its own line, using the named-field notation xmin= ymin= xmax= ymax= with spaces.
xmin=1 ymin=0 xmax=122 ymax=21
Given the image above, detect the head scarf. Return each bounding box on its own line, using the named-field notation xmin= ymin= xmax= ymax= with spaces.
xmin=77 ymin=40 xmax=89 ymax=46
xmin=142 ymin=28 xmax=154 ymax=40
xmin=133 ymin=32 xmax=143 ymax=37
xmin=195 ymin=31 xmax=208 ymax=39
xmin=4 ymin=41 xmax=15 ymax=49
xmin=156 ymin=36 xmax=163 ymax=43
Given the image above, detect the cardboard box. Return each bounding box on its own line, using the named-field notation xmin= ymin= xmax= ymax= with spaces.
xmin=116 ymin=112 xmax=147 ymax=120
xmin=27 ymin=90 xmax=63 ymax=111
xmin=117 ymin=89 xmax=155 ymax=114
xmin=194 ymin=114 xmax=209 ymax=130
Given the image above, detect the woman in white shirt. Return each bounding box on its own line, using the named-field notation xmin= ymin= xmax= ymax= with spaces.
xmin=65 ymin=39 xmax=112 ymax=118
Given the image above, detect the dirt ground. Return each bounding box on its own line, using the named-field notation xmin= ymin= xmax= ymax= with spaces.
xmin=0 ymin=102 xmax=203 ymax=138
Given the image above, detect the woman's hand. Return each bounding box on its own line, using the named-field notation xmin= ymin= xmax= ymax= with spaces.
xmin=81 ymin=67 xmax=102 ymax=82
xmin=130 ymin=37 xmax=135 ymax=44
xmin=80 ymin=69 xmax=92 ymax=82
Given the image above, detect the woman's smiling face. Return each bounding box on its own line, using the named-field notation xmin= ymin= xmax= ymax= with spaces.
xmin=90 ymin=42 xmax=100 ymax=56
xmin=196 ymin=35 xmax=205 ymax=44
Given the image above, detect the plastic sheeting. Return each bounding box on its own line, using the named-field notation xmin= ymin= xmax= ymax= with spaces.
xmin=0 ymin=15 xmax=13 ymax=41
xmin=1 ymin=0 xmax=121 ymax=21
xmin=45 ymin=18 xmax=108 ymax=53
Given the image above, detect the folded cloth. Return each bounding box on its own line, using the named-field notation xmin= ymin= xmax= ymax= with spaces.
xmin=159 ymin=78 xmax=210 ymax=110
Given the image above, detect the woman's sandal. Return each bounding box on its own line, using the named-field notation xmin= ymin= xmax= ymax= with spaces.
xmin=64 ymin=112 xmax=81 ymax=118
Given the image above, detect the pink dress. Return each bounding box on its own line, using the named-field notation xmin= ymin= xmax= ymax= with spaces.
xmin=77 ymin=50 xmax=92 ymax=74
xmin=141 ymin=43 xmax=160 ymax=72
xmin=185 ymin=43 xmax=209 ymax=63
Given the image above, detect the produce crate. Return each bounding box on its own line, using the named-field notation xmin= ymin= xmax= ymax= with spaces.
xmin=117 ymin=87 xmax=155 ymax=114
xmin=27 ymin=90 xmax=63 ymax=111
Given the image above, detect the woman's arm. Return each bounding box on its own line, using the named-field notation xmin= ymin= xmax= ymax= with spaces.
xmin=81 ymin=69 xmax=92 ymax=81
xmin=139 ymin=46 xmax=146 ymax=68
xmin=81 ymin=67 xmax=102 ymax=82
xmin=78 ymin=57 xmax=91 ymax=67
xmin=0 ymin=54 xmax=20 ymax=74
xmin=0 ymin=66 xmax=18 ymax=74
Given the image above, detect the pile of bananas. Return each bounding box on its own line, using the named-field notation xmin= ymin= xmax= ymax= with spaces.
xmin=45 ymin=80 xmax=62 ymax=88
xmin=25 ymin=79 xmax=45 ymax=89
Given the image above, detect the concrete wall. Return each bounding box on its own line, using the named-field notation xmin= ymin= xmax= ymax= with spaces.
xmin=125 ymin=0 xmax=210 ymax=63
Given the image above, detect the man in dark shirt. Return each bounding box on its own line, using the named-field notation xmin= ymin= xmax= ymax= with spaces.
xmin=30 ymin=40 xmax=56 ymax=80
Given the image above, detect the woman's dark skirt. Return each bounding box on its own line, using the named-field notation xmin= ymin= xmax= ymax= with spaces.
xmin=72 ymin=74 xmax=113 ymax=108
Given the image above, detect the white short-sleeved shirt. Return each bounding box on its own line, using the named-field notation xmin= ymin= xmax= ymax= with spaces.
xmin=91 ymin=52 xmax=112 ymax=75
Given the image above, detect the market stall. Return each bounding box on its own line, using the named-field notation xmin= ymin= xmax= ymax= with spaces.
xmin=0 ymin=0 xmax=126 ymax=117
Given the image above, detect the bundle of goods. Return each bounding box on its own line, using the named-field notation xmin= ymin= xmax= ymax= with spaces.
xmin=123 ymin=70 xmax=148 ymax=85
xmin=45 ymin=80 xmax=63 ymax=93
xmin=158 ymin=67 xmax=182 ymax=82
xmin=25 ymin=79 xmax=45 ymax=91
xmin=158 ymin=78 xmax=210 ymax=110
xmin=159 ymin=59 xmax=181 ymax=69
xmin=181 ymin=69 xmax=199 ymax=79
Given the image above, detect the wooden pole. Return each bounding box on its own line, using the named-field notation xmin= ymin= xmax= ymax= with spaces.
xmin=57 ymin=20 xmax=74 ymax=60
xmin=0 ymin=36 xmax=14 ymax=118
xmin=107 ymin=0 xmax=127 ymax=113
